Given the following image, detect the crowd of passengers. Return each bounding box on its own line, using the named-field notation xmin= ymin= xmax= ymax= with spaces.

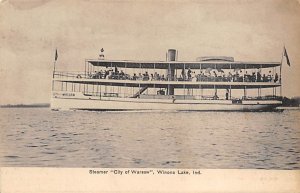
xmin=86 ymin=67 xmax=279 ymax=83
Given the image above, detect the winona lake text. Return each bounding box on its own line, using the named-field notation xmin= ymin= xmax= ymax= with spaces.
xmin=89 ymin=169 xmax=202 ymax=175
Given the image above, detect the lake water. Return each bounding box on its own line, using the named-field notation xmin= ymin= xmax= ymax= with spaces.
xmin=0 ymin=108 xmax=299 ymax=169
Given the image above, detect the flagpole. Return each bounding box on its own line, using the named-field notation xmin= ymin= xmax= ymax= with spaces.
xmin=279 ymin=45 xmax=285 ymax=97
xmin=53 ymin=48 xmax=58 ymax=78
xmin=53 ymin=60 xmax=56 ymax=78
xmin=52 ymin=60 xmax=57 ymax=93
xmin=52 ymin=49 xmax=58 ymax=92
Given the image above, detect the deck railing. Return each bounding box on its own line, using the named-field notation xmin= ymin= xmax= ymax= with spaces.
xmin=74 ymin=91 xmax=282 ymax=101
xmin=53 ymin=71 xmax=280 ymax=83
xmin=54 ymin=71 xmax=88 ymax=79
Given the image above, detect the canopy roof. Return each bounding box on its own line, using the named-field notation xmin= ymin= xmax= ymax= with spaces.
xmin=87 ymin=59 xmax=281 ymax=69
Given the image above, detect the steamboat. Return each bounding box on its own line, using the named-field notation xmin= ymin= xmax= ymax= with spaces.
xmin=51 ymin=49 xmax=284 ymax=111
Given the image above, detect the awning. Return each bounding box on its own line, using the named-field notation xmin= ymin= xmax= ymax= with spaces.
xmin=87 ymin=59 xmax=281 ymax=69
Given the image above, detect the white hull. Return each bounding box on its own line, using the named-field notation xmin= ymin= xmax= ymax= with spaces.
xmin=51 ymin=92 xmax=282 ymax=112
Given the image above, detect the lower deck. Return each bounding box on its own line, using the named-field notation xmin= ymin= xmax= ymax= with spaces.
xmin=51 ymin=91 xmax=282 ymax=112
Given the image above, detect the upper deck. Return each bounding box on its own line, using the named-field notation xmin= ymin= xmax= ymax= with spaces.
xmin=53 ymin=50 xmax=282 ymax=89
xmin=52 ymin=50 xmax=283 ymax=99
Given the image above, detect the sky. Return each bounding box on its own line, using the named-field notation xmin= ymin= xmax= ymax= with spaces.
xmin=0 ymin=0 xmax=300 ymax=104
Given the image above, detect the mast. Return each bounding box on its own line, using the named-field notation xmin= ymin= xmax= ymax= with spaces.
xmin=52 ymin=60 xmax=56 ymax=91
xmin=279 ymin=46 xmax=285 ymax=97
xmin=52 ymin=48 xmax=58 ymax=91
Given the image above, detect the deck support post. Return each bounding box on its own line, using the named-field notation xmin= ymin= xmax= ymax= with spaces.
xmin=280 ymin=51 xmax=283 ymax=97
xmin=183 ymin=63 xmax=185 ymax=80
xmin=96 ymin=83 xmax=98 ymax=97
xmin=92 ymin=83 xmax=94 ymax=95
xmin=167 ymin=62 xmax=175 ymax=95
xmin=200 ymin=63 xmax=202 ymax=82
xmin=154 ymin=63 xmax=157 ymax=95
xmin=138 ymin=63 xmax=141 ymax=98
xmin=84 ymin=60 xmax=87 ymax=94
xmin=124 ymin=62 xmax=127 ymax=88
xmin=87 ymin=61 xmax=90 ymax=76
xmin=183 ymin=63 xmax=186 ymax=99
xmin=100 ymin=84 xmax=101 ymax=99
xmin=229 ymin=85 xmax=232 ymax=100
xmin=183 ymin=84 xmax=186 ymax=100
xmin=214 ymin=85 xmax=217 ymax=99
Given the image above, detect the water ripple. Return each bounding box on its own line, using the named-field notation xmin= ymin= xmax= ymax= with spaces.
xmin=0 ymin=108 xmax=299 ymax=169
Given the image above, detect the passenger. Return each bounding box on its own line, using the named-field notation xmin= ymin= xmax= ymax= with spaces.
xmin=195 ymin=74 xmax=200 ymax=81
xmin=225 ymin=89 xmax=229 ymax=100
xmin=157 ymin=74 xmax=161 ymax=80
xmin=187 ymin=68 xmax=192 ymax=80
xmin=263 ymin=74 xmax=267 ymax=82
xmin=150 ymin=74 xmax=154 ymax=81
xmin=115 ymin=66 xmax=119 ymax=74
xmin=166 ymin=74 xmax=171 ymax=81
xmin=251 ymin=72 xmax=256 ymax=82
xmin=104 ymin=70 xmax=109 ymax=79
xmin=143 ymin=71 xmax=149 ymax=80
xmin=228 ymin=72 xmax=233 ymax=82
xmin=133 ymin=73 xmax=137 ymax=80
xmin=199 ymin=71 xmax=204 ymax=81
xmin=181 ymin=69 xmax=185 ymax=80
xmin=217 ymin=70 xmax=222 ymax=77
xmin=192 ymin=71 xmax=197 ymax=82
xmin=244 ymin=71 xmax=249 ymax=82
xmin=257 ymin=72 xmax=262 ymax=82
xmin=213 ymin=91 xmax=219 ymax=100
xmin=222 ymin=73 xmax=226 ymax=82
xmin=108 ymin=70 xmax=113 ymax=79
xmin=213 ymin=71 xmax=217 ymax=77
xmin=92 ymin=71 xmax=98 ymax=79
xmin=138 ymin=73 xmax=142 ymax=80
xmin=212 ymin=71 xmax=217 ymax=81
xmin=267 ymin=71 xmax=272 ymax=82
xmin=204 ymin=71 xmax=209 ymax=80
xmin=239 ymin=70 xmax=243 ymax=82
xmin=154 ymin=72 xmax=158 ymax=80
xmin=119 ymin=70 xmax=125 ymax=79
xmin=234 ymin=71 xmax=239 ymax=82
xmin=274 ymin=73 xmax=279 ymax=83
xmin=99 ymin=70 xmax=103 ymax=79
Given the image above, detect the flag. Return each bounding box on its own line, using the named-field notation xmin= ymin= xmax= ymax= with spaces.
xmin=55 ymin=49 xmax=58 ymax=61
xmin=284 ymin=47 xmax=290 ymax=66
